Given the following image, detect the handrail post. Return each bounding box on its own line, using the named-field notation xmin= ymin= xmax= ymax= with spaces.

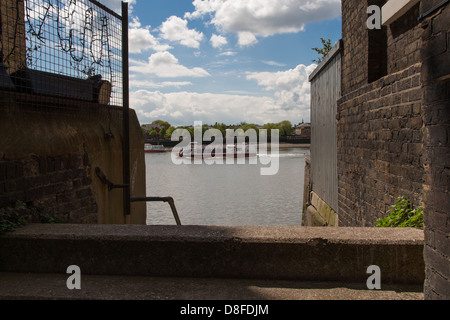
xmin=131 ymin=197 xmax=182 ymax=226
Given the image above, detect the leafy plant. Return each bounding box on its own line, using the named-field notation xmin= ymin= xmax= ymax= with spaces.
xmin=0 ymin=201 xmax=64 ymax=235
xmin=312 ymin=38 xmax=333 ymax=64
xmin=376 ymin=197 xmax=423 ymax=229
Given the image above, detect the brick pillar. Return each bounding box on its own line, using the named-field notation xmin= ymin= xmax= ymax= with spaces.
xmin=420 ymin=0 xmax=450 ymax=300
xmin=0 ymin=0 xmax=26 ymax=74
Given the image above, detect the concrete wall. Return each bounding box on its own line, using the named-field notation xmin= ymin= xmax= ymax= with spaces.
xmin=0 ymin=224 xmax=425 ymax=285
xmin=0 ymin=96 xmax=146 ymax=225
xmin=419 ymin=0 xmax=450 ymax=300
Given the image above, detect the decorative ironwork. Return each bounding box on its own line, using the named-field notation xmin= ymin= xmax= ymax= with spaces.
xmin=0 ymin=0 xmax=123 ymax=106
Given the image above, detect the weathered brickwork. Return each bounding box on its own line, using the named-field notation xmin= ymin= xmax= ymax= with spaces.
xmin=387 ymin=3 xmax=422 ymax=74
xmin=339 ymin=0 xmax=424 ymax=226
xmin=337 ymin=64 xmax=424 ymax=226
xmin=0 ymin=153 xmax=98 ymax=223
xmin=341 ymin=0 xmax=370 ymax=94
xmin=339 ymin=0 xmax=449 ymax=298
xmin=420 ymin=0 xmax=450 ymax=301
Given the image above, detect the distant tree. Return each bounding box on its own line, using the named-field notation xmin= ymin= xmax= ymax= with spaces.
xmin=148 ymin=128 xmax=157 ymax=137
xmin=159 ymin=127 xmax=167 ymax=137
xmin=279 ymin=120 xmax=294 ymax=136
xmin=213 ymin=123 xmax=227 ymax=136
xmin=152 ymin=120 xmax=171 ymax=129
xmin=261 ymin=123 xmax=279 ymax=137
xmin=165 ymin=126 xmax=176 ymax=139
xmin=240 ymin=123 xmax=260 ymax=134
xmin=312 ymin=38 xmax=333 ymax=64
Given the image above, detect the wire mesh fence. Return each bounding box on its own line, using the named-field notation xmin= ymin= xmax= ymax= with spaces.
xmin=0 ymin=0 xmax=124 ymax=110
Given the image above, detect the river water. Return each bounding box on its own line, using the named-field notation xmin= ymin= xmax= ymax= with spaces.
xmin=145 ymin=146 xmax=310 ymax=226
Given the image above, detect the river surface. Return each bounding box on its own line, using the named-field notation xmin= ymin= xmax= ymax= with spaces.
xmin=145 ymin=146 xmax=310 ymax=226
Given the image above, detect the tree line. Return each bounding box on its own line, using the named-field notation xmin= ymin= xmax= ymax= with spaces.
xmin=142 ymin=120 xmax=295 ymax=140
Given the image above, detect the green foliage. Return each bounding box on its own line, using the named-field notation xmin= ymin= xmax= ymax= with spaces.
xmin=261 ymin=121 xmax=293 ymax=137
xmin=278 ymin=120 xmax=294 ymax=136
xmin=312 ymin=38 xmax=333 ymax=64
xmin=152 ymin=120 xmax=171 ymax=129
xmin=165 ymin=126 xmax=176 ymax=139
xmin=0 ymin=201 xmax=64 ymax=235
xmin=376 ymin=197 xmax=424 ymax=229
xmin=146 ymin=120 xmax=295 ymax=139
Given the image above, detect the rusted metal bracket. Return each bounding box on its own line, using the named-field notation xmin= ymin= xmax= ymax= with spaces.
xmin=95 ymin=167 xmax=129 ymax=191
xmin=131 ymin=197 xmax=182 ymax=226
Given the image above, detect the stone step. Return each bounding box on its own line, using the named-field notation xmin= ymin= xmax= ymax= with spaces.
xmin=0 ymin=273 xmax=424 ymax=300
xmin=0 ymin=224 xmax=425 ymax=285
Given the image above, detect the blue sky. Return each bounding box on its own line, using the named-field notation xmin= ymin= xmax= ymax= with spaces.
xmin=99 ymin=0 xmax=342 ymax=127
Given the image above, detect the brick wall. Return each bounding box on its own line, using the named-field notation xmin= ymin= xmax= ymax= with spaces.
xmin=341 ymin=0 xmax=369 ymax=95
xmin=339 ymin=0 xmax=449 ymax=298
xmin=0 ymin=95 xmax=147 ymax=225
xmin=387 ymin=3 xmax=422 ymax=74
xmin=338 ymin=0 xmax=424 ymax=226
xmin=337 ymin=63 xmax=424 ymax=226
xmin=0 ymin=154 xmax=98 ymax=223
xmin=420 ymin=0 xmax=450 ymax=300
xmin=341 ymin=0 xmax=389 ymax=95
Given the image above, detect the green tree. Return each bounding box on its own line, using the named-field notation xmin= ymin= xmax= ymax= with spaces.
xmin=240 ymin=123 xmax=260 ymax=134
xmin=279 ymin=120 xmax=294 ymax=136
xmin=165 ymin=126 xmax=176 ymax=139
xmin=312 ymin=38 xmax=333 ymax=64
xmin=152 ymin=120 xmax=171 ymax=130
xmin=148 ymin=128 xmax=157 ymax=137
xmin=159 ymin=127 xmax=167 ymax=138
xmin=261 ymin=123 xmax=279 ymax=137
xmin=213 ymin=122 xmax=227 ymax=136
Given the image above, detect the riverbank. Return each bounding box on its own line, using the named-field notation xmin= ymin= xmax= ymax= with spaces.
xmin=278 ymin=143 xmax=310 ymax=149
xmin=153 ymin=143 xmax=310 ymax=152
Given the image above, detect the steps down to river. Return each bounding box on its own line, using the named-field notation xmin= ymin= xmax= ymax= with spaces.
xmin=0 ymin=224 xmax=425 ymax=300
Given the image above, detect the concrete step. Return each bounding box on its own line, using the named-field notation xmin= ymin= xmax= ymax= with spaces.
xmin=0 ymin=273 xmax=424 ymax=300
xmin=0 ymin=224 xmax=425 ymax=285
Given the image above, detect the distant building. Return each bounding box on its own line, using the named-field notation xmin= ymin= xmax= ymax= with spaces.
xmin=295 ymin=123 xmax=311 ymax=137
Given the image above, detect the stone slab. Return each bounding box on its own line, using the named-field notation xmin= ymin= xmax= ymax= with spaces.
xmin=0 ymin=224 xmax=425 ymax=285
xmin=0 ymin=273 xmax=424 ymax=301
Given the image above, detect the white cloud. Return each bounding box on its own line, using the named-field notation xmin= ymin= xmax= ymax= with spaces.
xmin=160 ymin=16 xmax=205 ymax=48
xmin=246 ymin=64 xmax=316 ymax=111
xmin=131 ymin=63 xmax=316 ymax=126
xmin=132 ymin=90 xmax=282 ymax=126
xmin=130 ymin=51 xmax=211 ymax=78
xmin=186 ymin=0 xmax=341 ymax=46
xmin=237 ymin=32 xmax=258 ymax=47
xmin=130 ymin=80 xmax=192 ymax=89
xmin=96 ymin=0 xmax=136 ymax=13
xmin=210 ymin=34 xmax=228 ymax=48
xmin=129 ymin=18 xmax=172 ymax=53
xmin=219 ymin=51 xmax=237 ymax=57
xmin=262 ymin=60 xmax=287 ymax=67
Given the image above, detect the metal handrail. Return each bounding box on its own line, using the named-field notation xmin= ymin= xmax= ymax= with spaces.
xmin=131 ymin=197 xmax=182 ymax=226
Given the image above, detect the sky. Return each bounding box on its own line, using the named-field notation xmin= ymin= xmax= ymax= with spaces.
xmin=98 ymin=0 xmax=342 ymax=127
